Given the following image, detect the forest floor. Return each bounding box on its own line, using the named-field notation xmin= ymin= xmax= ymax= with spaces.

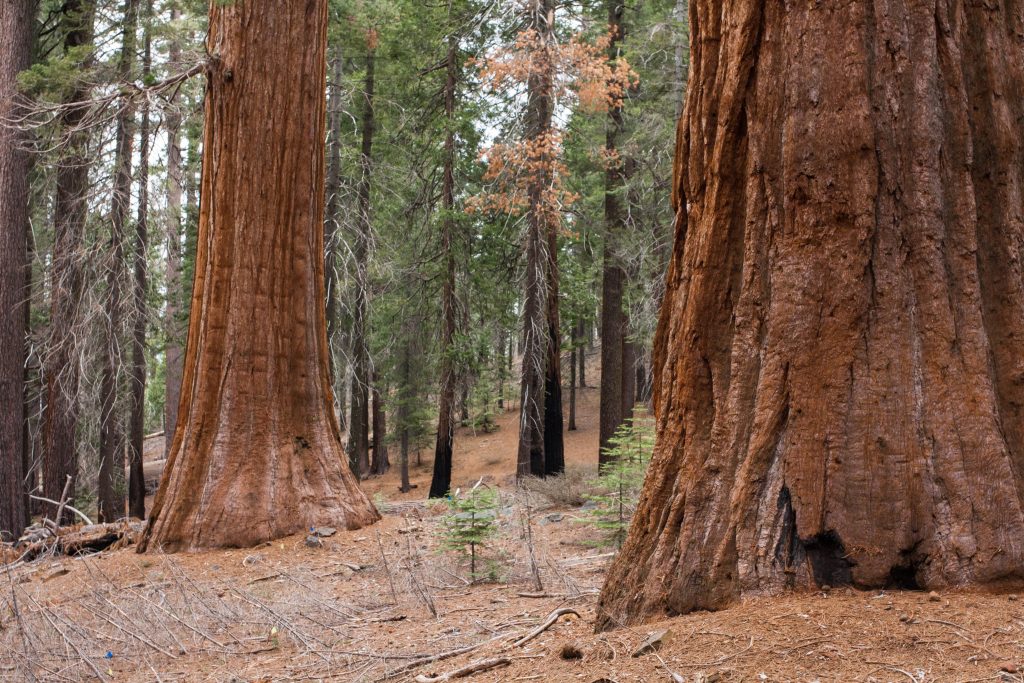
xmin=3 ymin=355 xmax=1024 ymax=682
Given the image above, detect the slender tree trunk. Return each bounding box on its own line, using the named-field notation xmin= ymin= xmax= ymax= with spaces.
xmin=398 ymin=337 xmax=411 ymax=493
xmin=429 ymin=36 xmax=460 ymax=498
xmin=163 ymin=7 xmax=184 ymax=457
xmin=621 ymin=338 xmax=635 ymax=421
xmin=598 ymin=0 xmax=1024 ymax=629
xmin=23 ymin=223 xmax=38 ymax=517
xmin=542 ymin=170 xmax=564 ymax=477
xmin=577 ymin=318 xmax=586 ymax=388
xmin=497 ymin=331 xmax=506 ymax=410
xmin=98 ymin=0 xmax=139 ymax=523
xmin=568 ymin=344 xmax=577 ymax=431
xmin=324 ymin=52 xmax=343 ymax=399
xmin=0 ymin=0 xmax=36 ymax=539
xmin=598 ymin=0 xmax=627 ymax=466
xmin=348 ymin=36 xmax=376 ymax=480
xmin=371 ymin=375 xmax=389 ymax=475
xmin=517 ymin=210 xmax=547 ymax=478
xmin=42 ymin=0 xmax=95 ymax=523
xmin=516 ymin=0 xmax=560 ymax=479
xmin=140 ymin=0 xmax=379 ymax=552
xmin=128 ymin=1 xmax=151 ymax=520
xmin=539 ymin=0 xmax=564 ymax=477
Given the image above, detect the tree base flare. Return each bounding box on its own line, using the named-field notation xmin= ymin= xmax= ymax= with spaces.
xmin=596 ymin=0 xmax=1024 ymax=631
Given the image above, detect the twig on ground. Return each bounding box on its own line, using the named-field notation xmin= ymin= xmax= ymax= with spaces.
xmin=414 ymin=656 xmax=511 ymax=682
xmin=376 ymin=530 xmax=400 ymax=604
xmin=512 ymin=608 xmax=580 ymax=647
xmin=379 ymin=631 xmax=514 ymax=681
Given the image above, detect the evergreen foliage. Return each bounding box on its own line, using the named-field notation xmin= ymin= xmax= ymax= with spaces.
xmin=438 ymin=483 xmax=501 ymax=582
xmin=583 ymin=408 xmax=655 ymax=549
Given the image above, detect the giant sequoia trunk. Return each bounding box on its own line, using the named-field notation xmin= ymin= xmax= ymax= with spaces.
xmin=597 ymin=0 xmax=1024 ymax=629
xmin=140 ymin=0 xmax=379 ymax=552
xmin=0 ymin=0 xmax=36 ymax=539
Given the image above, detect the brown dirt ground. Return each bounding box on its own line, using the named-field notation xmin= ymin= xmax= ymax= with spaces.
xmin=4 ymin=511 xmax=1023 ymax=682
xmin=5 ymin=352 xmax=1023 ymax=682
xmin=359 ymin=377 xmax=603 ymax=503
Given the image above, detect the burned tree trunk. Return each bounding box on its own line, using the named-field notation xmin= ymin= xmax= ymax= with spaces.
xmin=140 ymin=0 xmax=379 ymax=552
xmin=542 ymin=169 xmax=565 ymax=477
xmin=597 ymin=0 xmax=1024 ymax=628
xmin=429 ymin=37 xmax=460 ymax=499
xmin=0 ymin=0 xmax=36 ymax=540
xmin=516 ymin=0 xmax=561 ymax=479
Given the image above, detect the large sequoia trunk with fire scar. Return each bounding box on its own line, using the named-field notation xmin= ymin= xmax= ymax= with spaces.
xmin=596 ymin=0 xmax=1024 ymax=629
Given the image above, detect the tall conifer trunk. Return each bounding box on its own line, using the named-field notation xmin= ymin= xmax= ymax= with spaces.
xmin=127 ymin=0 xmax=152 ymax=520
xmin=598 ymin=0 xmax=1024 ymax=629
xmin=430 ymin=37 xmax=460 ymax=498
xmin=98 ymin=0 xmax=139 ymax=522
xmin=0 ymin=0 xmax=36 ymax=539
xmin=163 ymin=7 xmax=184 ymax=457
xmin=140 ymin=0 xmax=379 ymax=552
xmin=348 ymin=35 xmax=376 ymax=480
xmin=42 ymin=0 xmax=95 ymax=522
xmin=324 ymin=53 xmax=344 ymax=405
xmin=371 ymin=376 xmax=389 ymax=475
xmin=516 ymin=0 xmax=562 ymax=479
xmin=598 ymin=0 xmax=627 ymax=465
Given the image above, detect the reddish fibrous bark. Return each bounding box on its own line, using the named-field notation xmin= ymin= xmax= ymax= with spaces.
xmin=597 ymin=0 xmax=1024 ymax=629
xmin=140 ymin=0 xmax=378 ymax=552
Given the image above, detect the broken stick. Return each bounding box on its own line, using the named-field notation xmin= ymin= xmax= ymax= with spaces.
xmin=413 ymin=657 xmax=511 ymax=682
xmin=513 ymin=608 xmax=581 ymax=647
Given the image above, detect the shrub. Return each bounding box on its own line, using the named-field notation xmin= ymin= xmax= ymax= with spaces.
xmin=519 ymin=466 xmax=596 ymax=508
